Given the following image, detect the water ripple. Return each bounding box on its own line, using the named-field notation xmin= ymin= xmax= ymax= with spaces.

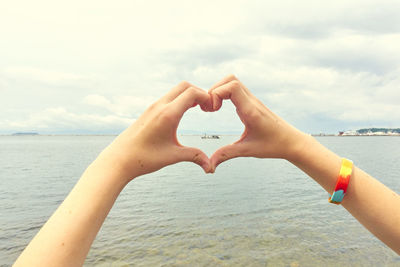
xmin=1 ymin=136 xmax=399 ymax=266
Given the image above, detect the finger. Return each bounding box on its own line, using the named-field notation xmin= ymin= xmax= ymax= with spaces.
xmin=199 ymin=98 xmax=214 ymax=112
xmin=209 ymin=75 xmax=236 ymax=110
xmin=210 ymin=91 xmax=223 ymax=111
xmin=162 ymin=81 xmax=196 ymax=102
xmin=209 ymin=80 xmax=249 ymax=111
xmin=209 ymin=142 xmax=249 ymax=172
xmin=209 ymin=75 xmax=252 ymax=111
xmin=209 ymin=75 xmax=251 ymax=95
xmin=175 ymin=146 xmax=211 ymax=173
xmin=170 ymin=86 xmax=212 ymax=117
xmin=189 ymin=101 xmax=213 ymax=112
xmin=208 ymin=74 xmax=238 ymax=92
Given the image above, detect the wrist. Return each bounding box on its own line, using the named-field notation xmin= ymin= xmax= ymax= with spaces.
xmin=283 ymin=129 xmax=314 ymax=163
xmin=91 ymin=146 xmax=140 ymax=187
xmin=284 ymin=132 xmax=343 ymax=194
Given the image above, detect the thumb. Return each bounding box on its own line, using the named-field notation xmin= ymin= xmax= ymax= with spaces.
xmin=209 ymin=142 xmax=249 ymax=172
xmin=175 ymin=146 xmax=211 ymax=173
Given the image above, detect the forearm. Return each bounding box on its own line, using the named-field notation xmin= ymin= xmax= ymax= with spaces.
xmin=289 ymin=134 xmax=400 ymax=254
xmin=14 ymin=151 xmax=131 ymax=267
xmin=14 ymin=82 xmax=212 ymax=267
xmin=208 ymin=75 xmax=400 ymax=254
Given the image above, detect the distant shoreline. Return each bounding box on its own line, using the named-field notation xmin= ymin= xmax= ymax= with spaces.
xmin=11 ymin=132 xmax=39 ymax=136
xmin=2 ymin=134 xmax=119 ymax=136
xmin=312 ymin=135 xmax=400 ymax=137
xmin=1 ymin=133 xmax=399 ymax=137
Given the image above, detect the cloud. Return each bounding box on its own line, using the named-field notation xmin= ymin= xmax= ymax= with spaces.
xmin=0 ymin=0 xmax=400 ymax=134
xmin=246 ymin=0 xmax=400 ymax=39
xmin=160 ymin=41 xmax=254 ymax=69
xmin=0 ymin=76 xmax=8 ymax=91
xmin=83 ymin=94 xmax=156 ymax=117
xmin=2 ymin=66 xmax=86 ymax=85
xmin=300 ymin=33 xmax=400 ymax=74
xmin=0 ymin=107 xmax=133 ymax=134
xmin=255 ymin=66 xmax=400 ymax=131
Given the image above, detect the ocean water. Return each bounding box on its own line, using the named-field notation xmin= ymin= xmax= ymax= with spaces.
xmin=1 ymin=135 xmax=399 ymax=266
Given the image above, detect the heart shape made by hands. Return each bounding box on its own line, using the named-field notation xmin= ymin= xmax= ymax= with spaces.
xmin=174 ymin=75 xmax=296 ymax=173
xmin=178 ymin=99 xmax=243 ymax=162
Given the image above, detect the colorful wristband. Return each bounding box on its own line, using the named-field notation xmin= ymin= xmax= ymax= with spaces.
xmin=329 ymin=158 xmax=353 ymax=205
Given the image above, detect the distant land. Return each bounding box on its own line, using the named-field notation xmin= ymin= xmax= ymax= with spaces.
xmin=339 ymin=128 xmax=400 ymax=136
xmin=11 ymin=132 xmax=39 ymax=136
xmin=4 ymin=128 xmax=399 ymax=137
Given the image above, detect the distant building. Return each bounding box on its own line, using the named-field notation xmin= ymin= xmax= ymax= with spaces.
xmin=338 ymin=128 xmax=400 ymax=136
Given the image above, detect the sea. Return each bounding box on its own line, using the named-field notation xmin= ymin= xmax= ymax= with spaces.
xmin=1 ymin=135 xmax=399 ymax=266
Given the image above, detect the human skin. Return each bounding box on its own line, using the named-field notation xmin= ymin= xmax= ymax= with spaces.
xmin=13 ymin=82 xmax=214 ymax=267
xmin=208 ymin=75 xmax=400 ymax=255
xmin=13 ymin=76 xmax=400 ymax=266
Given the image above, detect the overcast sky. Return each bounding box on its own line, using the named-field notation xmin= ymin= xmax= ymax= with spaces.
xmin=1 ymin=0 xmax=400 ymax=134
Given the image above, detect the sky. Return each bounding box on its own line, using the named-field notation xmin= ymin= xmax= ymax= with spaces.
xmin=1 ymin=0 xmax=400 ymax=134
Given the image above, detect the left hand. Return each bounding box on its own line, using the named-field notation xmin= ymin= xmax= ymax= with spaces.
xmin=97 ymin=81 xmax=213 ymax=183
xmin=207 ymin=75 xmax=307 ymax=172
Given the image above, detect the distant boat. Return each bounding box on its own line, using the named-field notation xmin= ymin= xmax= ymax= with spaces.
xmin=201 ymin=134 xmax=220 ymax=139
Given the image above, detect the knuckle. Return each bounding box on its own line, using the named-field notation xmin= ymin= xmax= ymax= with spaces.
xmin=158 ymin=106 xmax=175 ymax=122
xmin=179 ymin=80 xmax=191 ymax=88
xmin=242 ymin=106 xmax=262 ymax=121
xmin=226 ymin=74 xmax=237 ymax=81
xmin=230 ymin=80 xmax=241 ymax=93
xmin=220 ymin=152 xmax=229 ymax=160
xmin=147 ymin=101 xmax=159 ymax=111
xmin=192 ymin=152 xmax=202 ymax=164
xmin=186 ymin=86 xmax=199 ymax=95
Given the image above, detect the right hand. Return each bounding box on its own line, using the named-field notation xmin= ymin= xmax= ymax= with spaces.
xmin=208 ymin=75 xmax=307 ymax=172
xmin=96 ymin=81 xmax=213 ymax=183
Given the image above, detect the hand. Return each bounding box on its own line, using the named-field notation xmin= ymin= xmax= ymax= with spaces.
xmin=208 ymin=75 xmax=307 ymax=172
xmin=97 ymin=81 xmax=213 ymax=183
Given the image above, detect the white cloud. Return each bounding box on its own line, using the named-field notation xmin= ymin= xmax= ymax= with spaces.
xmin=83 ymin=94 xmax=156 ymax=117
xmin=0 ymin=0 xmax=399 ymax=133
xmin=0 ymin=76 xmax=8 ymax=91
xmin=4 ymin=67 xmax=81 ymax=83
xmin=2 ymin=67 xmax=95 ymax=88
xmin=0 ymin=107 xmax=133 ymax=134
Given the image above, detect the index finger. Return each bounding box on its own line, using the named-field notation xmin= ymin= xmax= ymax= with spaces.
xmin=169 ymin=87 xmax=212 ymax=118
xmin=161 ymin=81 xmax=195 ymax=103
xmin=209 ymin=80 xmax=250 ymax=111
xmin=208 ymin=74 xmax=237 ymax=92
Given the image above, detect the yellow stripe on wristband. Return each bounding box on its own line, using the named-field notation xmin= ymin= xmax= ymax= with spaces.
xmin=329 ymin=158 xmax=353 ymax=204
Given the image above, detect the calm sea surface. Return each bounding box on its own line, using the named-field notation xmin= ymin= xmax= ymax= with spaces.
xmin=1 ymin=135 xmax=399 ymax=266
